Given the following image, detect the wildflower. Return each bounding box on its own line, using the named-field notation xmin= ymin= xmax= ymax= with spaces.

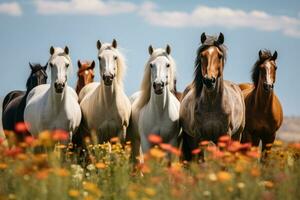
xmin=110 ymin=137 xmax=119 ymax=143
xmin=144 ymin=187 xmax=156 ymax=197
xmin=246 ymin=150 xmax=261 ymax=159
xmin=263 ymin=181 xmax=274 ymax=189
xmin=191 ymin=148 xmax=201 ymax=155
xmin=127 ymin=190 xmax=137 ymax=199
xmin=87 ymin=164 xmax=96 ymax=171
xmin=52 ymin=130 xmax=69 ymax=141
xmin=149 ymin=148 xmax=165 ymax=158
xmin=25 ymin=136 xmax=36 ymax=146
xmin=38 ymin=131 xmax=52 ymax=147
xmin=84 ymin=196 xmax=96 ymax=200
xmin=203 ymin=190 xmax=211 ymax=197
xmin=148 ymin=134 xmax=162 ymax=144
xmin=17 ymin=153 xmax=28 ymax=161
xmin=15 ymin=122 xmax=29 ymax=133
xmin=227 ymin=186 xmax=234 ymax=192
xmin=69 ymin=189 xmax=80 ymax=198
xmin=218 ymin=142 xmax=227 ymax=148
xmin=95 ymin=162 xmax=106 ymax=169
xmin=208 ymin=173 xmax=217 ymax=182
xmin=200 ymin=140 xmax=209 ymax=146
xmin=217 ymin=171 xmax=232 ymax=182
xmin=83 ymin=182 xmax=102 ymax=197
xmin=4 ymin=147 xmax=22 ymax=157
xmin=35 ymin=170 xmax=49 ymax=180
xmin=139 ymin=164 xmax=151 ymax=174
xmin=273 ymin=140 xmax=283 ymax=147
xmin=55 ymin=168 xmax=70 ymax=177
xmin=160 ymin=143 xmax=172 ymax=151
xmin=219 ymin=135 xmax=231 ymax=143
xmin=250 ymin=166 xmax=261 ymax=177
xmin=0 ymin=163 xmax=8 ymax=170
xmin=237 ymin=182 xmax=245 ymax=189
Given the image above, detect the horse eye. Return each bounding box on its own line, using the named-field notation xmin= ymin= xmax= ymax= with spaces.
xmin=98 ymin=56 xmax=101 ymax=61
xmin=114 ymin=56 xmax=117 ymax=60
xmin=150 ymin=64 xmax=153 ymax=68
xmin=275 ymin=66 xmax=278 ymax=70
xmin=66 ymin=63 xmax=69 ymax=68
xmin=218 ymin=54 xmax=223 ymax=59
xmin=166 ymin=63 xmax=170 ymax=68
xmin=50 ymin=63 xmax=54 ymax=68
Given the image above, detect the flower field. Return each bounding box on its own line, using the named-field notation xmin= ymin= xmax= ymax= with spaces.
xmin=0 ymin=131 xmax=300 ymax=200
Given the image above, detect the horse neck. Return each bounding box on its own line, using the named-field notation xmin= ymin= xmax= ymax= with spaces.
xmin=76 ymin=78 xmax=84 ymax=94
xmin=98 ymin=80 xmax=120 ymax=105
xmin=254 ymin=82 xmax=274 ymax=112
xmin=200 ymin=76 xmax=224 ymax=106
xmin=149 ymin=86 xmax=170 ymax=113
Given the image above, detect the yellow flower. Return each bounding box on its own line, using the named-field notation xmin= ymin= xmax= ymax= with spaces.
xmin=237 ymin=182 xmax=245 ymax=189
xmin=68 ymin=189 xmax=80 ymax=197
xmin=95 ymin=162 xmax=106 ymax=169
xmin=0 ymin=163 xmax=8 ymax=170
xmin=83 ymin=195 xmax=95 ymax=200
xmin=263 ymin=181 xmax=274 ymax=188
xmin=217 ymin=171 xmax=232 ymax=182
xmin=127 ymin=190 xmax=137 ymax=199
xmin=38 ymin=131 xmax=52 ymax=146
xmin=149 ymin=148 xmax=165 ymax=159
xmin=208 ymin=173 xmax=217 ymax=182
xmin=144 ymin=187 xmax=156 ymax=197
xmin=83 ymin=182 xmax=102 ymax=197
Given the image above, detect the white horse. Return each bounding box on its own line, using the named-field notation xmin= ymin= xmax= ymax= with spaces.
xmin=24 ymin=47 xmax=81 ymax=140
xmin=129 ymin=45 xmax=180 ymax=161
xmin=78 ymin=39 xmax=131 ymax=143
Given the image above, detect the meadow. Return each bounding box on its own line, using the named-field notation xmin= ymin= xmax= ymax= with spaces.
xmin=0 ymin=127 xmax=300 ymax=200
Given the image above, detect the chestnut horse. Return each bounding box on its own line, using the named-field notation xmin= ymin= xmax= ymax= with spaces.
xmin=76 ymin=60 xmax=95 ymax=94
xmin=180 ymin=33 xmax=245 ymax=161
xmin=240 ymin=50 xmax=283 ymax=152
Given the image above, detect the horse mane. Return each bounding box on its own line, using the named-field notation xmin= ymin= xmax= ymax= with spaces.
xmin=137 ymin=48 xmax=177 ymax=109
xmin=99 ymin=43 xmax=126 ymax=89
xmin=251 ymin=49 xmax=272 ymax=87
xmin=192 ymin=35 xmax=227 ymax=97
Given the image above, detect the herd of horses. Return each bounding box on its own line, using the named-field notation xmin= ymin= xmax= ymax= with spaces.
xmin=0 ymin=33 xmax=283 ymax=162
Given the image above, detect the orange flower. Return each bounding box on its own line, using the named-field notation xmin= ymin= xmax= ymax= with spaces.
xmin=25 ymin=136 xmax=36 ymax=146
xmin=0 ymin=163 xmax=8 ymax=170
xmin=200 ymin=140 xmax=209 ymax=146
xmin=191 ymin=148 xmax=201 ymax=155
xmin=148 ymin=134 xmax=162 ymax=144
xmin=246 ymin=150 xmax=261 ymax=159
xmin=52 ymin=130 xmax=69 ymax=141
xmin=110 ymin=137 xmax=119 ymax=143
xmin=4 ymin=147 xmax=22 ymax=157
xmin=251 ymin=166 xmax=261 ymax=177
xmin=36 ymin=170 xmax=49 ymax=180
xmin=219 ymin=135 xmax=231 ymax=143
xmin=169 ymin=146 xmax=181 ymax=156
xmin=217 ymin=171 xmax=232 ymax=182
xmin=149 ymin=148 xmax=165 ymax=158
xmin=95 ymin=162 xmax=106 ymax=169
xmin=160 ymin=143 xmax=172 ymax=151
xmin=68 ymin=189 xmax=80 ymax=197
xmin=15 ymin=122 xmax=30 ymax=133
xmin=55 ymin=168 xmax=70 ymax=177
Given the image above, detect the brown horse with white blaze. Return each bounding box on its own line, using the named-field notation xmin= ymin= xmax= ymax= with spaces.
xmin=180 ymin=33 xmax=245 ymax=161
xmin=76 ymin=60 xmax=95 ymax=94
xmin=240 ymin=50 xmax=283 ymax=152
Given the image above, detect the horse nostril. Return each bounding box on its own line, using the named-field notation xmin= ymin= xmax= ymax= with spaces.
xmin=211 ymin=77 xmax=216 ymax=83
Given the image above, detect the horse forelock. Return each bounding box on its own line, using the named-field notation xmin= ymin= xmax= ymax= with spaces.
xmin=192 ymin=35 xmax=227 ymax=97
xmin=98 ymin=43 xmax=126 ymax=88
xmin=137 ymin=48 xmax=177 ymax=109
xmin=251 ymin=50 xmax=273 ymax=87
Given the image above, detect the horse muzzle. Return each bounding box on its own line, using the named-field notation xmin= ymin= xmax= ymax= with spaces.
xmin=153 ymin=82 xmax=165 ymax=95
xmin=103 ymin=74 xmax=114 ymax=86
xmin=54 ymin=82 xmax=65 ymax=93
xmin=203 ymin=77 xmax=216 ymax=90
xmin=263 ymin=82 xmax=274 ymax=92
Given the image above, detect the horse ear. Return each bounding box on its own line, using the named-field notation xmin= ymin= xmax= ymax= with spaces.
xmin=91 ymin=61 xmax=95 ymax=69
xmin=272 ymin=51 xmax=278 ymax=60
xmin=166 ymin=44 xmax=171 ymax=55
xmin=201 ymin=32 xmax=206 ymax=43
xmin=97 ymin=40 xmax=102 ymax=50
xmin=77 ymin=60 xmax=81 ymax=68
xmin=50 ymin=46 xmax=55 ymax=55
xmin=64 ymin=46 xmax=69 ymax=55
xmin=148 ymin=45 xmax=153 ymax=55
xmin=112 ymin=39 xmax=117 ymax=48
xmin=217 ymin=32 xmax=224 ymax=45
xmin=29 ymin=62 xmax=33 ymax=70
xmin=259 ymin=50 xmax=263 ymax=60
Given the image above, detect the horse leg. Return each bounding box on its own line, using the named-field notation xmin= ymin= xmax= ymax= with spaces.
xmin=261 ymin=133 xmax=276 ymax=153
xmin=181 ymin=131 xmax=198 ymax=162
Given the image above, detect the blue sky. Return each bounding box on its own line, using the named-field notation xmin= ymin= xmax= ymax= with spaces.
xmin=0 ymin=0 xmax=300 ymax=115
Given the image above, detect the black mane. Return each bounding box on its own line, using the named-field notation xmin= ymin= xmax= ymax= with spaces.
xmin=251 ymin=50 xmax=272 ymax=87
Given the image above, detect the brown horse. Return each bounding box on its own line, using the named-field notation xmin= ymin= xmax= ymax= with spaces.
xmin=180 ymin=33 xmax=245 ymax=161
xmin=76 ymin=60 xmax=95 ymax=94
xmin=240 ymin=50 xmax=283 ymax=152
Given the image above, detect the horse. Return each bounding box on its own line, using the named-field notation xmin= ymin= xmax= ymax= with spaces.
xmin=240 ymin=50 xmax=283 ymax=152
xmin=2 ymin=63 xmax=48 ymax=143
xmin=76 ymin=39 xmax=131 ymax=145
xmin=180 ymin=33 xmax=245 ymax=161
xmin=24 ymin=46 xmax=81 ymax=141
xmin=76 ymin=60 xmax=95 ymax=95
xmin=128 ymin=45 xmax=180 ymax=162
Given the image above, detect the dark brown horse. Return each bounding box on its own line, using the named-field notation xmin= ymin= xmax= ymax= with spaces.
xmin=76 ymin=60 xmax=95 ymax=94
xmin=180 ymin=33 xmax=245 ymax=161
xmin=2 ymin=63 xmax=48 ymax=142
xmin=240 ymin=50 xmax=283 ymax=152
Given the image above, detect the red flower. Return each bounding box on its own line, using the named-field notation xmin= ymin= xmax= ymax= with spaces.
xmin=192 ymin=148 xmax=201 ymax=155
xmin=160 ymin=143 xmax=172 ymax=151
xmin=148 ymin=134 xmax=162 ymax=144
xmin=4 ymin=147 xmax=23 ymax=157
xmin=52 ymin=130 xmax=69 ymax=141
xmin=219 ymin=135 xmax=231 ymax=143
xmin=15 ymin=122 xmax=30 ymax=133
xmin=25 ymin=136 xmax=35 ymax=146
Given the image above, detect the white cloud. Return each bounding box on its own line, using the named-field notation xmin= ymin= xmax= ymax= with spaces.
xmin=34 ymin=0 xmax=137 ymax=15
xmin=0 ymin=2 xmax=22 ymax=16
xmin=139 ymin=2 xmax=300 ymax=38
